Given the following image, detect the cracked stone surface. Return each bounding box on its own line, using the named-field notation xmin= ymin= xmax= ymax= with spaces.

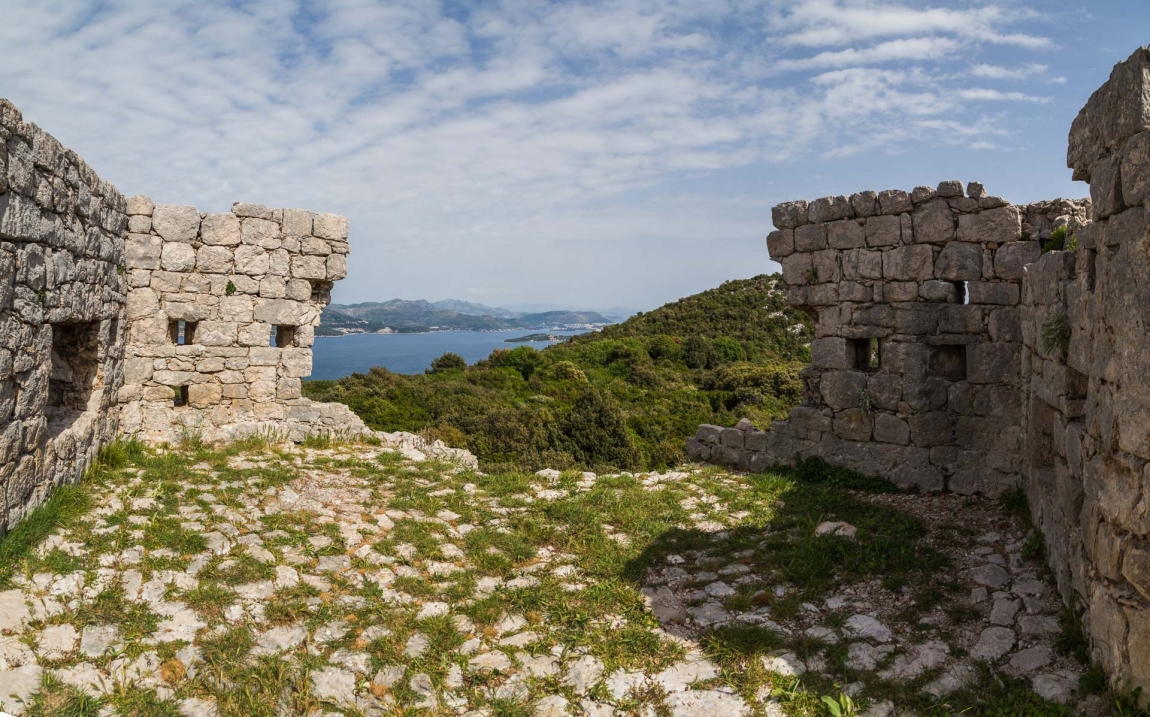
xmin=0 ymin=442 xmax=1100 ymax=716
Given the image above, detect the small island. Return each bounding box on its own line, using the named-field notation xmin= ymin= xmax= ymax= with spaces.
xmin=504 ymin=333 xmax=567 ymax=343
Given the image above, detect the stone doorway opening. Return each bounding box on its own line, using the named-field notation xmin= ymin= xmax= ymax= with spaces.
xmin=47 ymin=321 xmax=101 ymax=436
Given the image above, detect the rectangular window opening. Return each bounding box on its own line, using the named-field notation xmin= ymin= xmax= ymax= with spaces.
xmin=928 ymin=344 xmax=967 ymax=380
xmin=173 ymin=385 xmax=189 ymax=407
xmin=168 ymin=320 xmax=198 ymax=345
xmin=850 ymin=338 xmax=881 ymax=371
xmin=952 ymin=281 xmax=969 ymax=305
xmin=274 ymin=325 xmax=297 ymax=348
xmin=47 ymin=321 xmax=101 ymax=434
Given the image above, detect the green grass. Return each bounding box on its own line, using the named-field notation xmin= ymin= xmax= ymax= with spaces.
xmin=0 ymin=485 xmax=91 ymax=588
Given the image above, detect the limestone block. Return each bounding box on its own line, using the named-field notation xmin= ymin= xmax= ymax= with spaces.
xmin=794 ymin=224 xmax=827 ymax=252
xmin=254 ymin=299 xmax=310 ymax=326
xmin=199 ymin=213 xmax=241 ymax=246
xmin=234 ymin=245 xmax=269 ymax=276
xmin=301 ymin=236 xmax=332 ymax=256
xmin=267 ymin=248 xmax=289 ymax=277
xmin=233 ymin=203 xmax=273 ymax=219
xmin=940 ymin=305 xmax=983 ymax=333
xmin=851 ymin=190 xmax=877 ymax=218
xmin=841 ymin=248 xmax=882 ymax=280
xmin=865 ymin=214 xmax=901 ymax=247
xmin=840 ymin=281 xmax=871 ymax=302
xmin=920 ymin=280 xmax=958 ymax=302
xmin=833 ymin=409 xmax=871 ymax=441
xmin=968 ymin=343 xmax=1020 ymax=384
xmin=781 ymin=253 xmax=813 ymax=286
xmin=807 ymin=283 xmax=839 ymax=306
xmin=968 ymin=282 xmax=1019 ymax=306
xmin=912 ymin=200 xmax=954 ymax=244
xmin=163 ymin=301 xmax=211 ymax=322
xmin=772 ymin=200 xmax=808 ymax=230
xmin=903 ymin=376 xmax=947 ymax=411
xmin=1128 ymin=607 xmax=1150 ymax=699
xmin=1089 ymin=587 xmax=1129 ymax=680
xmin=881 ymin=281 xmax=918 ymax=302
xmin=1104 ymin=206 xmax=1147 ymax=246
xmin=197 ymin=357 xmax=226 ymax=373
xmin=127 ymin=215 xmax=152 ymax=233
xmin=295 ymin=325 xmax=315 ymax=347
xmin=219 ymin=295 xmax=254 ymax=322
xmin=935 ymin=242 xmax=982 ymax=281
xmin=313 ymin=213 xmax=349 ymax=240
xmin=873 ymin=413 xmax=909 ymax=445
xmin=912 ymin=185 xmax=935 ymax=204
xmin=820 ymin=371 xmax=867 ymax=410
xmin=811 ymin=338 xmax=853 ymax=369
xmin=125 ymin=288 xmax=159 ymax=321
xmin=1091 ymin=155 xmax=1125 ymax=220
xmin=994 ymin=241 xmax=1040 ymax=280
xmin=291 ymin=255 xmax=327 ymax=281
xmin=286 ymin=279 xmax=312 ymax=302
xmin=283 ymin=208 xmax=313 ymax=237
xmin=188 ymin=383 xmax=222 ymax=408
xmin=853 ymin=304 xmax=893 ymax=328
xmin=327 ymin=253 xmax=347 ymax=281
xmin=895 ymin=306 xmax=939 ymax=334
xmin=828 ymin=219 xmax=865 ymax=249
xmin=881 ymin=342 xmax=929 ymax=379
xmin=957 ymin=206 xmax=1022 ymax=244
xmin=160 ymin=242 xmax=196 ymax=272
xmin=988 ymin=308 xmax=1022 ymax=342
xmin=909 ymin=412 xmax=950 ymax=447
xmin=809 ymin=196 xmax=852 ymax=223
xmin=883 ymin=244 xmax=934 ymax=281
xmin=241 ymin=218 xmax=280 ymax=249
xmin=260 ymin=276 xmax=286 ymax=299
xmin=152 ymin=205 xmax=200 ymax=242
xmin=811 ymin=249 xmax=840 ymax=284
xmin=249 ymin=380 xmax=277 ymax=403
xmin=129 ymin=317 xmax=168 ymax=345
xmin=194 ymin=322 xmax=238 ymax=347
xmin=196 ymin=245 xmax=233 ymax=274
xmin=766 ymin=229 xmax=794 ymax=259
xmin=126 ymin=195 xmax=155 ymax=216
xmin=124 ymin=234 xmax=162 ymax=270
xmin=935 ymin=180 xmax=963 ymax=198
xmin=877 ymin=189 xmax=912 ymax=215
xmin=238 ymin=322 xmax=272 ymax=347
xmin=1120 ymin=130 xmax=1150 ymax=207
xmin=277 ymin=376 xmax=302 ymax=399
xmin=249 ymin=347 xmax=279 ymax=366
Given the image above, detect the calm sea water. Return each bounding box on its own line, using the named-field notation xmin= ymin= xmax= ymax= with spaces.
xmin=310 ymin=330 xmax=587 ymax=379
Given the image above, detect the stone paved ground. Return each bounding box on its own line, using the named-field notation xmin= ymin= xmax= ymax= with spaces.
xmin=0 ymin=441 xmax=1110 ymax=716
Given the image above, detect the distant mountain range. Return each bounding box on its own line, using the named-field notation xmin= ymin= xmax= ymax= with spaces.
xmin=317 ymin=299 xmax=626 ymax=336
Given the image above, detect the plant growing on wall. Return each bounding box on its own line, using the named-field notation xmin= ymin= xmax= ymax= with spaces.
xmin=1041 ymin=310 xmax=1071 ymax=359
xmin=1042 ymin=226 xmax=1069 ymax=253
xmin=857 ymin=387 xmax=874 ymax=415
xmin=805 ymin=267 xmax=819 ymax=285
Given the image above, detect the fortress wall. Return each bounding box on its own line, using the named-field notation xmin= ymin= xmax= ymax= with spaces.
xmin=690 ymin=182 xmax=1088 ymax=496
xmin=1023 ymin=47 xmax=1150 ymax=695
xmin=0 ymin=99 xmax=128 ymax=533
xmin=116 ymin=199 xmax=369 ymax=445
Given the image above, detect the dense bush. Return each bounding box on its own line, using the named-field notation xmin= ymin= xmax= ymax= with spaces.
xmin=305 ymin=274 xmax=811 ymax=471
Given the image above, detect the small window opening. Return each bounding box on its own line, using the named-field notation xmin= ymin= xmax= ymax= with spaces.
xmin=850 ymin=338 xmax=880 ymax=371
xmin=47 ymin=321 xmax=101 ymax=435
xmin=173 ymin=385 xmax=189 ymax=407
xmin=952 ymin=281 xmax=969 ymax=305
xmin=168 ymin=320 xmax=197 ymax=345
xmin=929 ymin=344 xmax=967 ymax=380
xmin=274 ymin=325 xmax=297 ymax=348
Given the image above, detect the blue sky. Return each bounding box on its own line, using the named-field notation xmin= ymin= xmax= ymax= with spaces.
xmin=1 ymin=0 xmax=1145 ymax=312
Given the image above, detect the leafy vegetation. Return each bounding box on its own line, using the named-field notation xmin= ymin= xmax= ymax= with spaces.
xmin=1041 ymin=311 xmax=1070 ymax=360
xmin=1041 ymin=225 xmax=1072 ymax=253
xmin=305 ymin=275 xmax=811 ymax=471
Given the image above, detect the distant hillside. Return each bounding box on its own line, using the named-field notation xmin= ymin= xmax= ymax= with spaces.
xmin=306 ymin=274 xmax=812 ymax=471
xmin=319 ymin=299 xmax=615 ymax=334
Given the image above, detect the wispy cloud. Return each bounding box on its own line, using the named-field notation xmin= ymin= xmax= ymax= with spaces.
xmin=0 ymin=0 xmax=1082 ymax=307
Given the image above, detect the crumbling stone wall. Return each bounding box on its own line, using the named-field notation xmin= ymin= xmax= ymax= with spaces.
xmin=689 ymin=180 xmax=1087 ymax=496
xmin=1023 ymin=47 xmax=1150 ymax=696
xmin=0 ymin=99 xmax=128 ymax=532
xmin=116 ymin=198 xmax=368 ymax=444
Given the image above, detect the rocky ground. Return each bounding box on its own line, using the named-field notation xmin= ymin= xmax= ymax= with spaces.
xmin=0 ymin=440 xmax=1109 ymax=716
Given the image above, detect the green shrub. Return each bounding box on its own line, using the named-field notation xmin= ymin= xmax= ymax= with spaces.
xmin=427 ymin=352 xmax=467 ymax=373
xmin=1041 ymin=311 xmax=1071 ymax=359
xmin=1042 ymin=225 xmax=1068 ymax=253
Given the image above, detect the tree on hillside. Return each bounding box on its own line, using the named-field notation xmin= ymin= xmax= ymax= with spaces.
xmin=428 ymin=352 xmax=467 ymax=373
xmin=560 ymin=387 xmax=641 ymax=469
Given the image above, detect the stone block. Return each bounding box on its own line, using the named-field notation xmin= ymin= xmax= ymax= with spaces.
xmin=935 ymin=242 xmax=982 ymax=280
xmin=865 ymin=214 xmax=901 ymax=247
xmin=919 ymin=280 xmax=958 ymax=302
xmin=820 ymin=371 xmax=868 ymax=410
xmin=1120 ymin=130 xmax=1150 ymax=207
xmin=807 ymin=283 xmax=839 ymax=306
xmin=833 ymin=409 xmax=871 ymax=441
xmin=968 ymin=343 xmax=1020 ymax=384
xmin=811 ymin=338 xmax=853 ymax=369
xmin=160 ymin=242 xmax=196 ymax=272
xmin=781 ymin=252 xmax=812 ymax=285
xmin=194 ymin=322 xmax=238 ymax=347
xmin=196 ymin=245 xmax=233 ymax=274
xmin=988 ymin=308 xmax=1021 ymax=342
xmin=808 ymin=195 xmax=852 ymax=223
xmin=1104 ymin=206 xmax=1148 ymax=247
xmin=766 ymin=229 xmax=794 ymax=259
xmin=188 ymin=383 xmax=222 ymax=408
xmin=772 ymin=200 xmax=808 ymax=230
xmin=291 ymin=255 xmax=327 ymax=281
xmin=241 ymin=218 xmax=280 ymax=249
xmin=314 ymin=213 xmax=349 ymax=240
xmin=957 ymin=206 xmax=1022 ymax=244
xmin=894 ymin=306 xmax=938 ymax=334
xmin=720 ymin=428 xmax=744 ymax=449
xmin=936 ymin=179 xmax=963 ymax=198
xmin=696 ymin=424 xmax=723 ymax=443
xmin=881 ymin=281 xmax=919 ymax=302
xmin=850 ymin=191 xmax=877 ymax=218
xmin=994 ymin=241 xmax=1041 ymax=280
xmin=1091 ymin=155 xmax=1125 ymax=220
xmin=912 ymin=199 xmax=954 ymax=244
xmin=842 ymin=248 xmax=883 ymax=280
xmin=881 ymin=341 xmax=929 ymax=380
xmin=327 ymin=253 xmax=347 ymax=281
xmin=794 ymin=223 xmax=827 ymax=252
xmin=883 ymin=244 xmax=934 ymax=281
xmin=234 ymin=245 xmax=269 ymax=275
xmin=877 ymin=189 xmax=913 ymax=215
xmin=873 ymin=413 xmax=909 ymax=445
xmin=839 ymin=281 xmax=871 ymax=302
xmin=260 ymin=276 xmax=286 ymax=299
xmin=152 ymin=205 xmax=200 ymax=242
xmin=124 ymin=234 xmax=162 ymax=270
xmin=867 ymin=373 xmax=902 ymax=410
xmin=282 ymin=208 xmax=313 ymax=237
xmin=968 ymin=282 xmax=1019 ymax=306
xmin=828 ymin=219 xmax=865 ymax=249
xmin=200 ymin=213 xmax=241 ymax=246
xmin=909 ymin=412 xmax=950 ymax=446
xmin=789 ymin=406 xmax=831 ymax=434
xmin=126 ymin=195 xmax=155 ymax=216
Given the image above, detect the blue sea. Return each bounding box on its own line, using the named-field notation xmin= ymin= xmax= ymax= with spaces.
xmin=310 ymin=330 xmax=588 ymax=379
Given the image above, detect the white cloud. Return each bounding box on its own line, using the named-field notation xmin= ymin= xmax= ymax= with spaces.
xmin=970 ymin=63 xmax=1048 ymax=80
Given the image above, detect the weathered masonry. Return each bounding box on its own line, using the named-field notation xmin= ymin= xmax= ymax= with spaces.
xmin=0 ymin=97 xmax=377 ymax=535
xmin=689 ymin=47 xmax=1150 ymax=696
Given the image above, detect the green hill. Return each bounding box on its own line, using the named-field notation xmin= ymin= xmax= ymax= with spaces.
xmin=319 ymin=299 xmax=615 ymax=333
xmin=304 ymin=274 xmax=811 ymax=471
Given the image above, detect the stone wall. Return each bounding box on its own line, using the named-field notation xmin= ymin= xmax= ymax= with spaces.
xmin=689 ymin=180 xmax=1088 ymax=496
xmin=116 ymin=198 xmax=369 ymax=444
xmin=0 ymin=99 xmax=128 ymax=533
xmin=1023 ymin=47 xmax=1150 ymax=696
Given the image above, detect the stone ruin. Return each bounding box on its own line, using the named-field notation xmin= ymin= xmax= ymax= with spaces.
xmin=0 ymin=96 xmax=473 ymax=537
xmin=689 ymin=47 xmax=1150 ymax=696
